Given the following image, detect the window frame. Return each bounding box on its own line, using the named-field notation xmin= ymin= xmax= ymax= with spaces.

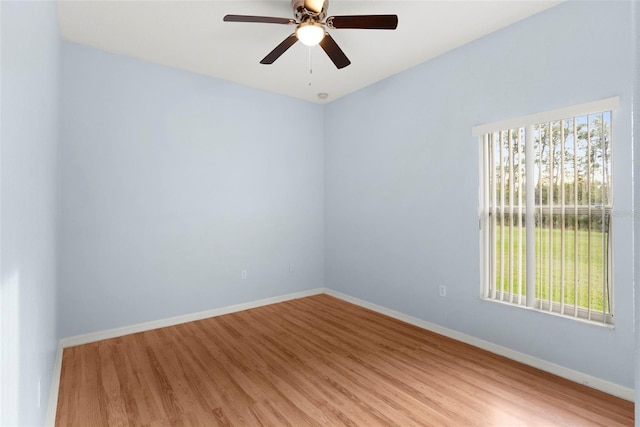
xmin=475 ymin=97 xmax=619 ymax=326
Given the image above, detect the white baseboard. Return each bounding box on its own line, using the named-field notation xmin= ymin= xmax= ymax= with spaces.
xmin=323 ymin=288 xmax=634 ymax=402
xmin=45 ymin=344 xmax=63 ymax=427
xmin=59 ymin=288 xmax=324 ymax=348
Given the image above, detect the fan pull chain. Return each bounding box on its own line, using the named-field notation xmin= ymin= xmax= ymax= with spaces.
xmin=308 ymin=47 xmax=313 ymax=86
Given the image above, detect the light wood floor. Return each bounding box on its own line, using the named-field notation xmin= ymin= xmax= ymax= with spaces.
xmin=56 ymin=294 xmax=634 ymax=426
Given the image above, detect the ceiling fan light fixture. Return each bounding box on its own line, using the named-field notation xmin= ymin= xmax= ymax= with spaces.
xmin=296 ymin=22 xmax=325 ymax=46
xmin=224 ymin=1 xmax=398 ymax=68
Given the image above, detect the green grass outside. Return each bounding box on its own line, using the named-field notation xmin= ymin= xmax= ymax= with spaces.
xmin=495 ymin=226 xmax=609 ymax=312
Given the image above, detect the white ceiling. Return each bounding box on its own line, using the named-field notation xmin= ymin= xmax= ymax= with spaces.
xmin=57 ymin=0 xmax=562 ymax=104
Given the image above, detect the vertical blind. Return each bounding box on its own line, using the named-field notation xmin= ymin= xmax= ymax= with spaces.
xmin=481 ymin=110 xmax=613 ymax=324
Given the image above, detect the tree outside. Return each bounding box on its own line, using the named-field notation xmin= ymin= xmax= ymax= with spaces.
xmin=489 ymin=112 xmax=611 ymax=316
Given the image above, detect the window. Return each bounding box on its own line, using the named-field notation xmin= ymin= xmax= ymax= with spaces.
xmin=475 ymin=98 xmax=618 ymax=325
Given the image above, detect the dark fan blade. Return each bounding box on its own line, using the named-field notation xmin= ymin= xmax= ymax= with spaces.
xmin=260 ymin=34 xmax=299 ymax=64
xmin=319 ymin=33 xmax=351 ymax=69
xmin=327 ymin=15 xmax=398 ymax=30
xmin=223 ymin=15 xmax=295 ymax=25
xmin=304 ymin=0 xmax=324 ymax=14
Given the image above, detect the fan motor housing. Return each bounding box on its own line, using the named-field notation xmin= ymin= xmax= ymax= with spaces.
xmin=292 ymin=0 xmax=328 ymax=22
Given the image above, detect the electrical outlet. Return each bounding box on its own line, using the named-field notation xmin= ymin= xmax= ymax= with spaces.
xmin=241 ymin=269 xmax=247 ymax=280
xmin=289 ymin=263 xmax=295 ymax=273
xmin=439 ymin=285 xmax=447 ymax=297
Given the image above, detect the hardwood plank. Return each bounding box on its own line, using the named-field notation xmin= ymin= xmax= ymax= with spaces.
xmin=55 ymin=294 xmax=634 ymax=426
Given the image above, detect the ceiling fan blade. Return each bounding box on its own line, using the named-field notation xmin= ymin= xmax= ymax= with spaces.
xmin=327 ymin=15 xmax=398 ymax=30
xmin=319 ymin=33 xmax=351 ymax=69
xmin=223 ymin=15 xmax=295 ymax=25
xmin=260 ymin=34 xmax=299 ymax=64
xmin=304 ymin=0 xmax=325 ymax=14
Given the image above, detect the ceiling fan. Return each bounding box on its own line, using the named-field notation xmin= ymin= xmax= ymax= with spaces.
xmin=223 ymin=0 xmax=398 ymax=69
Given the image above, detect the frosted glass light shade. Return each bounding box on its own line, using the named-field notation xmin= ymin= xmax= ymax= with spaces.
xmin=296 ymin=23 xmax=325 ymax=46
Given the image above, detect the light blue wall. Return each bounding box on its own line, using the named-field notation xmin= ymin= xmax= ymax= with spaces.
xmin=0 ymin=1 xmax=60 ymax=425
xmin=59 ymin=43 xmax=324 ymax=338
xmin=324 ymin=1 xmax=635 ymax=388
